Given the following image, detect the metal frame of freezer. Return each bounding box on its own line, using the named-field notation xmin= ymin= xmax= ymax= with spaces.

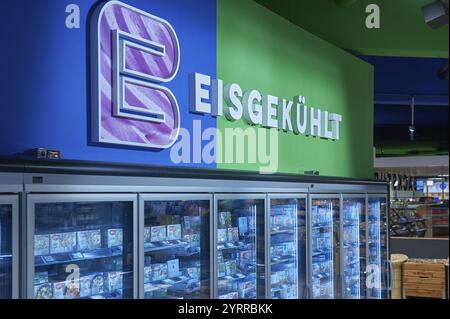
xmin=26 ymin=193 xmax=138 ymax=299
xmin=0 ymin=194 xmax=19 ymax=299
xmin=138 ymin=193 xmax=213 ymax=299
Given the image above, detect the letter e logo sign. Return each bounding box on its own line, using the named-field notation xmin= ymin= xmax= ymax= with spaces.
xmin=91 ymin=1 xmax=181 ymax=149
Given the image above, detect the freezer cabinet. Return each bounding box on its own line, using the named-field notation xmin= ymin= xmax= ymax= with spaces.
xmin=309 ymin=195 xmax=340 ymax=299
xmin=0 ymin=195 xmax=18 ymax=299
xmin=27 ymin=194 xmax=137 ymax=299
xmin=139 ymin=194 xmax=211 ymax=299
xmin=267 ymin=195 xmax=307 ymax=299
xmin=214 ymin=195 xmax=265 ymax=299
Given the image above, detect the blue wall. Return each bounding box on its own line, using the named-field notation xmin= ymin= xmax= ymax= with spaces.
xmin=0 ymin=0 xmax=217 ymax=167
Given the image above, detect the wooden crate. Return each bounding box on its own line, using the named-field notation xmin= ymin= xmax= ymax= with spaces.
xmin=403 ymin=262 xmax=446 ymax=299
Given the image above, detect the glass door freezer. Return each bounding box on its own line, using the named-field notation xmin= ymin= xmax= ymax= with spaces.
xmin=27 ymin=194 xmax=137 ymax=299
xmin=340 ymin=195 xmax=366 ymax=299
xmin=267 ymin=195 xmax=307 ymax=299
xmin=309 ymin=195 xmax=340 ymax=299
xmin=366 ymin=196 xmax=389 ymax=299
xmin=139 ymin=194 xmax=211 ymax=299
xmin=214 ymin=195 xmax=265 ymax=299
xmin=0 ymin=195 xmax=18 ymax=299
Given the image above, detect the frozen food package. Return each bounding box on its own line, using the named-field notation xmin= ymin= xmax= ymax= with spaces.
xmin=218 ymin=262 xmax=226 ymax=278
xmin=167 ymin=224 xmax=181 ymax=240
xmin=65 ymin=280 xmax=80 ymax=299
xmin=144 ymin=227 xmax=152 ymax=243
xmin=219 ymin=212 xmax=227 ymax=228
xmin=35 ymin=283 xmax=53 ymax=299
xmin=144 ymin=266 xmax=152 ymax=283
xmin=107 ymin=272 xmax=123 ymax=293
xmin=50 ymin=232 xmax=77 ymax=254
xmin=79 ymin=275 xmax=92 ymax=298
xmin=77 ymin=229 xmax=101 ymax=251
xmin=107 ymin=228 xmax=123 ymax=248
xmin=218 ymin=228 xmax=227 ymax=243
xmin=186 ymin=267 xmax=200 ymax=279
xmin=151 ymin=263 xmax=168 ymax=281
xmin=226 ymin=260 xmax=237 ymax=275
xmin=167 ymin=259 xmax=180 ymax=278
xmin=90 ymin=273 xmax=105 ymax=295
xmin=229 ymin=227 xmax=239 ymax=242
xmin=151 ymin=225 xmax=167 ymax=242
xmin=238 ymin=217 xmax=248 ymax=236
xmin=52 ymin=281 xmax=66 ymax=299
xmin=34 ymin=234 xmax=50 ymax=256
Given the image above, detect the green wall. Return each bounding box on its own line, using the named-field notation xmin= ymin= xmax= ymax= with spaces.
xmin=217 ymin=0 xmax=374 ymax=179
xmin=256 ymin=0 xmax=449 ymax=58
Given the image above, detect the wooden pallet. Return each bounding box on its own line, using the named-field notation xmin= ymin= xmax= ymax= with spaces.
xmin=403 ymin=262 xmax=446 ymax=299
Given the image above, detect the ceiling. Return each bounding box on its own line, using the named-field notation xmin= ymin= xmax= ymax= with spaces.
xmin=255 ymin=0 xmax=449 ymax=58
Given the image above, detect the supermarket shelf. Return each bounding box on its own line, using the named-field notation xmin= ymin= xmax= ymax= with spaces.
xmin=217 ymin=242 xmax=252 ymax=251
xmin=35 ymin=248 xmax=123 ymax=267
xmin=144 ymin=241 xmax=190 ymax=253
xmin=271 ymin=229 xmax=296 ymax=235
xmin=271 ymin=256 xmax=295 ymax=265
xmin=144 ymin=275 xmax=191 ymax=286
xmin=218 ymin=273 xmax=247 ymax=282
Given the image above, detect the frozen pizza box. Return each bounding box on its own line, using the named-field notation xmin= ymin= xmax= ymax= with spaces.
xmin=77 ymin=229 xmax=101 ymax=251
xmin=167 ymin=224 xmax=181 ymax=240
xmin=107 ymin=228 xmax=123 ymax=248
xmin=50 ymin=232 xmax=77 ymax=254
xmin=34 ymin=234 xmax=50 ymax=256
xmin=34 ymin=283 xmax=53 ymax=299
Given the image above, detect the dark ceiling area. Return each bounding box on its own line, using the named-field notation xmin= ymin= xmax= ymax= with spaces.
xmin=360 ymin=56 xmax=449 ymax=156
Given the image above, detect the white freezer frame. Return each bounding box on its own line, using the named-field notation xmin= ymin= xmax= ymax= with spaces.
xmin=0 ymin=195 xmax=19 ymax=299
